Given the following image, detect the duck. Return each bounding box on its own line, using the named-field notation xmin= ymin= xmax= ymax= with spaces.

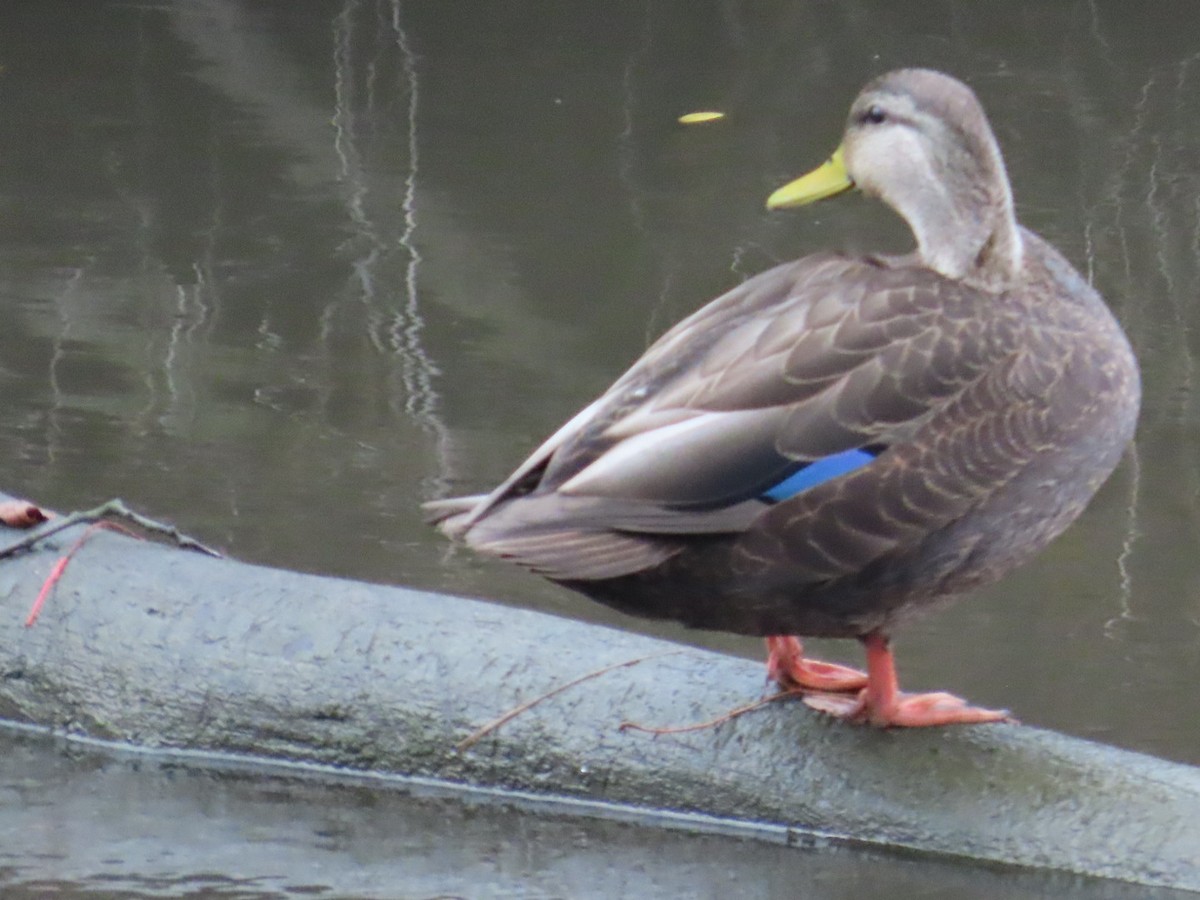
xmin=425 ymin=69 xmax=1141 ymax=727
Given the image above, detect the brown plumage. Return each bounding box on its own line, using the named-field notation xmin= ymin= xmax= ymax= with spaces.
xmin=425 ymin=69 xmax=1140 ymax=727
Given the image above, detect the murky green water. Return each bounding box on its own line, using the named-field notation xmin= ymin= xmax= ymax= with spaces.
xmin=1 ymin=0 xmax=1198 ymax=895
xmin=0 ymin=728 xmax=1191 ymax=900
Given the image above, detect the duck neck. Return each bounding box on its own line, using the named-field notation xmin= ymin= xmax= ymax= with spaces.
xmin=909 ymin=176 xmax=1024 ymax=290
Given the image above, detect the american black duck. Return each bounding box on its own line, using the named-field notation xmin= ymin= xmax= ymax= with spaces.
xmin=426 ymin=69 xmax=1141 ymax=727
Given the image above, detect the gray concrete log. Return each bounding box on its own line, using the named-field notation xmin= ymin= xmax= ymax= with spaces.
xmin=0 ymin=507 xmax=1197 ymax=892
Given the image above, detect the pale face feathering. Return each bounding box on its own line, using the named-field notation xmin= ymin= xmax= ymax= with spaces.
xmin=772 ymin=69 xmax=1024 ymax=288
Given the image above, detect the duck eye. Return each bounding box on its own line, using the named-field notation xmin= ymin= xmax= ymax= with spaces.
xmin=861 ymin=105 xmax=887 ymax=125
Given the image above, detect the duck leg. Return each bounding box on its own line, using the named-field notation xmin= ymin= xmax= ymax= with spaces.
xmin=765 ymin=635 xmax=868 ymax=692
xmin=802 ymin=632 xmax=1010 ymax=727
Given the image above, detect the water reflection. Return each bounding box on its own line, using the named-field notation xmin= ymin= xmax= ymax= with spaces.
xmin=0 ymin=0 xmax=1198 ymax=890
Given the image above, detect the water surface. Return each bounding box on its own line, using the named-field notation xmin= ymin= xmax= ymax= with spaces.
xmin=0 ymin=728 xmax=1191 ymax=900
xmin=1 ymin=0 xmax=1198 ymax=895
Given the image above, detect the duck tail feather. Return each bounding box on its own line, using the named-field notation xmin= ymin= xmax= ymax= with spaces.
xmin=422 ymin=494 xmax=488 ymax=539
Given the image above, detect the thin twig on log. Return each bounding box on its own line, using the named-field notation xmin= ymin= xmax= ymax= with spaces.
xmin=619 ymin=689 xmax=803 ymax=736
xmin=456 ymin=649 xmax=687 ymax=752
xmin=0 ymin=499 xmax=222 ymax=560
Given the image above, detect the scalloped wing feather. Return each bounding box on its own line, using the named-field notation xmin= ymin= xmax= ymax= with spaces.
xmin=435 ymin=252 xmax=1026 ymax=583
xmin=539 ymin=257 xmax=1002 ymax=509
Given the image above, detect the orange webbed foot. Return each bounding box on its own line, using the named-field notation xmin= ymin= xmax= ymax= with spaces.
xmin=803 ymin=688 xmax=1011 ymax=727
xmin=765 ymin=635 xmax=868 ymax=693
xmin=800 ymin=632 xmax=1012 ymax=728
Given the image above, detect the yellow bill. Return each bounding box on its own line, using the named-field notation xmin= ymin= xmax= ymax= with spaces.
xmin=766 ymin=146 xmax=853 ymax=209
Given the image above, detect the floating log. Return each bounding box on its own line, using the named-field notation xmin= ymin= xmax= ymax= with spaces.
xmin=0 ymin=499 xmax=1196 ymax=892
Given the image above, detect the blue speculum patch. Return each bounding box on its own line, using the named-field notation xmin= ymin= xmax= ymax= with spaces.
xmin=762 ymin=448 xmax=878 ymax=501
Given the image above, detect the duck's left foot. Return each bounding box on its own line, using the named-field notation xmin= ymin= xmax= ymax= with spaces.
xmin=765 ymin=635 xmax=868 ymax=692
xmin=803 ymin=689 xmax=1011 ymax=727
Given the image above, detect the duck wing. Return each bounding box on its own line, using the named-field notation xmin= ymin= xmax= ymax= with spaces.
xmin=545 ymin=254 xmax=1004 ymax=504
xmin=442 ymin=253 xmax=1030 ymax=580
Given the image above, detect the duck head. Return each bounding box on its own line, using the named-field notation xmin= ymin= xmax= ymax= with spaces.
xmin=768 ymin=69 xmax=1023 ymax=289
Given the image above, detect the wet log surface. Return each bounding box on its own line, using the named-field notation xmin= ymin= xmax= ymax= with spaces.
xmin=0 ymin=500 xmax=1197 ymax=892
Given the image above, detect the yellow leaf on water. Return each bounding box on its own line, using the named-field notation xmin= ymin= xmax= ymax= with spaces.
xmin=678 ymin=111 xmax=726 ymax=125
